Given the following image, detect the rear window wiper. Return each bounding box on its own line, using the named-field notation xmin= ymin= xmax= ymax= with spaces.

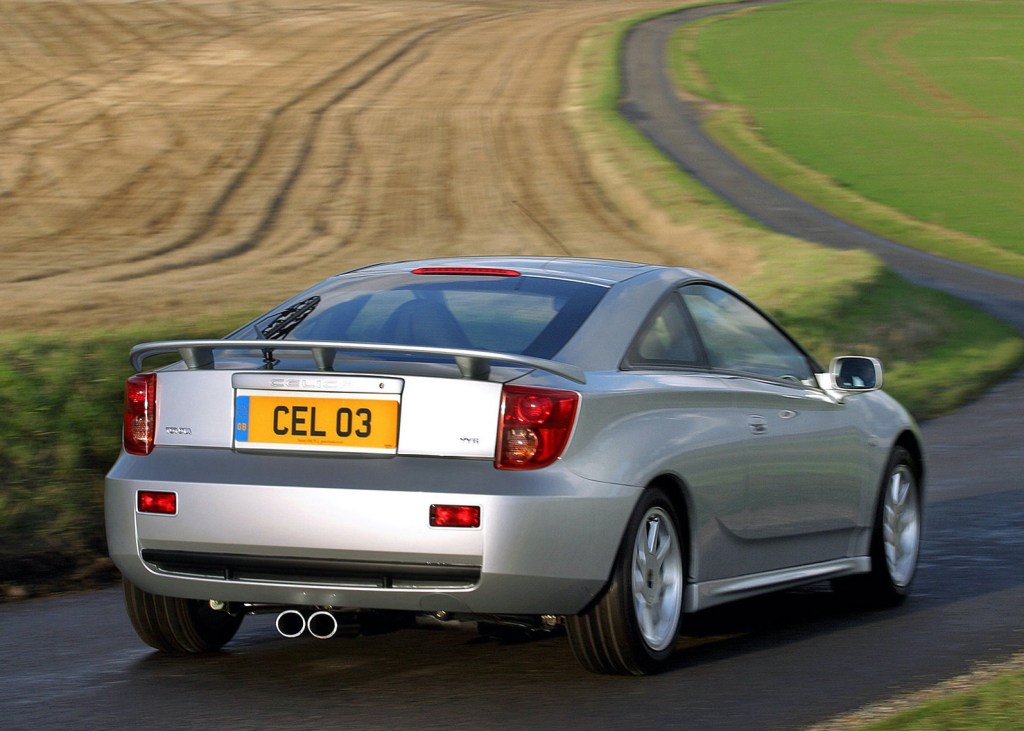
xmin=260 ymin=296 xmax=321 ymax=340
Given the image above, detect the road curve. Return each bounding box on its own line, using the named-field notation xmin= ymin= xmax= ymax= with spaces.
xmin=619 ymin=1 xmax=1024 ymax=333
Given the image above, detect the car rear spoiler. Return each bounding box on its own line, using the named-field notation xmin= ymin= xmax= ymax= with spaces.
xmin=129 ymin=339 xmax=586 ymax=384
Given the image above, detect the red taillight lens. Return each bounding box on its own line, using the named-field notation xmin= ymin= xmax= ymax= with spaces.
xmin=124 ymin=373 xmax=156 ymax=456
xmin=430 ymin=504 xmax=481 ymax=528
xmin=510 ymin=393 xmax=554 ymax=423
xmin=497 ymin=385 xmax=578 ymax=470
xmin=138 ymin=490 xmax=176 ymax=515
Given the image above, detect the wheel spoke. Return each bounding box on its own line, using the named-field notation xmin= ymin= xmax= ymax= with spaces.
xmin=646 ymin=515 xmax=661 ymax=555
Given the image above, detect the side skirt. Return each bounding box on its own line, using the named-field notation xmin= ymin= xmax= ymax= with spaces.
xmin=685 ymin=557 xmax=871 ymax=613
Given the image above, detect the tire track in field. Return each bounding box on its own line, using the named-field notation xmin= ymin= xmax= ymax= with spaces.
xmin=1 ymin=1 xmax=676 ymax=329
xmin=214 ymin=10 xmax=489 ymax=265
xmin=0 ymin=3 xmax=192 ymax=270
xmin=875 ymin=21 xmax=1024 ymax=162
xmin=4 ymin=4 xmax=496 ymax=292
xmin=0 ymin=2 xmax=231 ymax=131
xmin=1 ymin=4 xmax=307 ymax=222
xmin=0 ymin=2 xmax=243 ymax=256
xmin=110 ymin=4 xmax=643 ymax=275
xmin=108 ymin=14 xmax=484 ymax=280
xmin=342 ymin=6 xmax=654 ymax=262
xmin=855 ymin=20 xmax=1024 ymax=146
xmin=326 ymin=10 xmax=537 ymax=262
xmin=228 ymin=9 xmax=515 ymax=267
xmin=5 ymin=7 xmax=431 ymax=281
xmin=201 ymin=13 xmax=493 ymax=272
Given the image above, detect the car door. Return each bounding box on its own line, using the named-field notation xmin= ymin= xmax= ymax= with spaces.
xmin=680 ymin=284 xmax=868 ymax=574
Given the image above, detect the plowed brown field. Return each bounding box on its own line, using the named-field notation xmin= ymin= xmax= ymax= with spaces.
xmin=3 ymin=0 xmax=746 ymax=332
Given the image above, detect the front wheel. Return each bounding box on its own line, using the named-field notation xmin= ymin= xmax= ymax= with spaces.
xmin=123 ymin=579 xmax=243 ymax=653
xmin=566 ymin=488 xmax=685 ymax=675
xmin=835 ymin=446 xmax=922 ymax=607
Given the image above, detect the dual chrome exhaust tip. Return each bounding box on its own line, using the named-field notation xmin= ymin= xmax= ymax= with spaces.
xmin=275 ymin=609 xmax=339 ymax=640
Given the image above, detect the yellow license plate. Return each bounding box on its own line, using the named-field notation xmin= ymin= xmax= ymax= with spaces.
xmin=234 ymin=391 xmax=399 ymax=453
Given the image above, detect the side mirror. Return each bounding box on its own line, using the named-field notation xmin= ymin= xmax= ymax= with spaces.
xmin=829 ymin=356 xmax=883 ymax=391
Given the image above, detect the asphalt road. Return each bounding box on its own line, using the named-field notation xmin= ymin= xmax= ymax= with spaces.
xmin=2 ymin=3 xmax=1022 ymax=730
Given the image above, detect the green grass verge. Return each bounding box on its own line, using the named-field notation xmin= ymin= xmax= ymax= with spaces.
xmin=0 ymin=315 xmax=257 ymax=595
xmin=747 ymin=259 xmax=1024 ymax=419
xmin=862 ymin=664 xmax=1024 ymax=730
xmin=671 ymin=0 xmax=1024 ymax=278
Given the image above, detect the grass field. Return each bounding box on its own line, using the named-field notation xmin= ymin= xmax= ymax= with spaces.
xmin=675 ymin=0 xmax=1024 ymax=278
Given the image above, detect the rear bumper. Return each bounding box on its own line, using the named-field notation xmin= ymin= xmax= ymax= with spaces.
xmin=105 ymin=447 xmax=639 ymax=615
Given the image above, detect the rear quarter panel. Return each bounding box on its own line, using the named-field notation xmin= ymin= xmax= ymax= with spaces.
xmin=561 ymin=370 xmax=747 ymax=582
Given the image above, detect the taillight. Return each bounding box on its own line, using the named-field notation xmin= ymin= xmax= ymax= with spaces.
xmin=496 ymin=385 xmax=578 ymax=470
xmin=124 ymin=373 xmax=156 ymax=456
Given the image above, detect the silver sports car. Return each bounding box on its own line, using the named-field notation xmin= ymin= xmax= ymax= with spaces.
xmin=106 ymin=256 xmax=923 ymax=675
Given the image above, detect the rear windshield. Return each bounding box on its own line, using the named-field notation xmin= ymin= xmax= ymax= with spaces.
xmin=238 ymin=272 xmax=607 ymax=359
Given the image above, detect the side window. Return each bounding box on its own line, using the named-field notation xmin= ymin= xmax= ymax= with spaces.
xmin=629 ymin=294 xmax=702 ymax=367
xmin=681 ymin=284 xmax=812 ymax=382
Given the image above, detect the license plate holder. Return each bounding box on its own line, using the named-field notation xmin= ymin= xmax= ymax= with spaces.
xmin=234 ymin=389 xmax=400 ymax=454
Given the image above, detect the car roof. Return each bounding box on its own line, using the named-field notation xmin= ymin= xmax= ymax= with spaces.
xmin=345 ymin=256 xmax=706 ymax=287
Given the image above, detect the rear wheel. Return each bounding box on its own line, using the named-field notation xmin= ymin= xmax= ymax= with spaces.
xmin=123 ymin=579 xmax=243 ymax=653
xmin=835 ymin=446 xmax=921 ymax=607
xmin=567 ymin=488 xmax=685 ymax=675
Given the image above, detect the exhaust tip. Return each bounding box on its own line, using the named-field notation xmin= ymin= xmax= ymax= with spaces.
xmin=275 ymin=609 xmax=307 ymax=638
xmin=307 ymin=610 xmax=339 ymax=640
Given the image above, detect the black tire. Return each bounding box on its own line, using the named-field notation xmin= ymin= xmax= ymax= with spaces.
xmin=123 ymin=579 xmax=243 ymax=653
xmin=566 ymin=488 xmax=685 ymax=675
xmin=834 ymin=446 xmax=922 ymax=607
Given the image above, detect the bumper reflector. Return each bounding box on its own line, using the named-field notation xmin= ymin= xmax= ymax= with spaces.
xmin=430 ymin=504 xmax=480 ymax=528
xmin=138 ymin=491 xmax=177 ymax=515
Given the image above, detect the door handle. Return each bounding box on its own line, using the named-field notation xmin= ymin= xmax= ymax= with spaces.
xmin=748 ymin=415 xmax=767 ymax=435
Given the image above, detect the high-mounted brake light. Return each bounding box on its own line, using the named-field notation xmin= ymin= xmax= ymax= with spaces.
xmin=411 ymin=267 xmax=521 ymax=277
xmin=124 ymin=373 xmax=156 ymax=456
xmin=497 ymin=385 xmax=578 ymax=470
